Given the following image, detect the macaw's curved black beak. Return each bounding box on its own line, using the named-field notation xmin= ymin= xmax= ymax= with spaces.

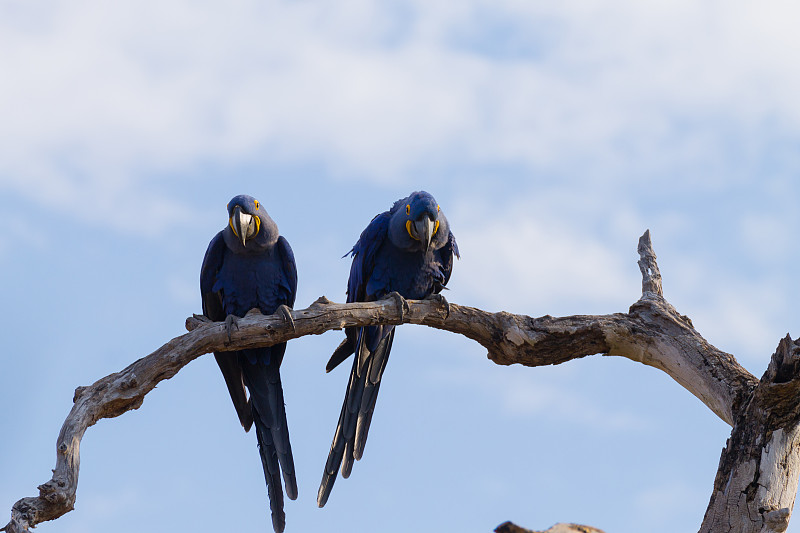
xmin=231 ymin=205 xmax=257 ymax=247
xmin=413 ymin=217 xmax=436 ymax=251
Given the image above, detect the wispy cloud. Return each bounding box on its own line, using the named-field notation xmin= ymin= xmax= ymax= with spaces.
xmin=449 ymin=193 xmax=641 ymax=315
xmin=3 ymin=0 xmax=800 ymax=235
xmin=437 ymin=191 xmax=798 ymax=386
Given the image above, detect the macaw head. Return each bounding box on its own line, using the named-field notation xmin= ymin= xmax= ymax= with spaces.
xmin=389 ymin=191 xmax=449 ymax=252
xmin=224 ymin=194 xmax=278 ymax=250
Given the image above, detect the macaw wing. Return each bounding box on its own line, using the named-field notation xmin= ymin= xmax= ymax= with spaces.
xmin=346 ymin=211 xmax=391 ymax=303
xmin=200 ymin=231 xmax=253 ymax=432
xmin=440 ymin=230 xmax=460 ymax=288
xmin=200 ymin=231 xmax=226 ymax=321
xmin=326 ymin=212 xmax=391 ymax=373
xmin=276 ymin=236 xmax=298 ymax=308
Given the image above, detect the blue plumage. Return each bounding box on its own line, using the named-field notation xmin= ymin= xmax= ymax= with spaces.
xmin=200 ymin=194 xmax=297 ymax=533
xmin=318 ymin=191 xmax=459 ymax=507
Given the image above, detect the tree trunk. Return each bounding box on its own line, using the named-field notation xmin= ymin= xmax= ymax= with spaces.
xmin=700 ymin=336 xmax=800 ymax=533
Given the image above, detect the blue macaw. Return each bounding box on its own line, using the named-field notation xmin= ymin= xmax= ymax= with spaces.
xmin=317 ymin=191 xmax=459 ymax=507
xmin=200 ymin=195 xmax=298 ymax=533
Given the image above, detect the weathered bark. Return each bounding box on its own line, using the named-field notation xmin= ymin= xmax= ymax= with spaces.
xmin=2 ymin=230 xmax=796 ymax=533
xmin=699 ymin=335 xmax=800 ymax=533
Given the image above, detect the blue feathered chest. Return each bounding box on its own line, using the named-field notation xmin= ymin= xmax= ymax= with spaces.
xmin=213 ymin=249 xmax=292 ymax=317
xmin=366 ymin=244 xmax=446 ymax=300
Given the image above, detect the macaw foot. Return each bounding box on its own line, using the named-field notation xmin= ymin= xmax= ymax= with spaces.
xmin=425 ymin=292 xmax=451 ymax=319
xmin=224 ymin=314 xmax=241 ymax=342
xmin=276 ymin=304 xmax=296 ymax=332
xmin=386 ymin=291 xmax=410 ymax=322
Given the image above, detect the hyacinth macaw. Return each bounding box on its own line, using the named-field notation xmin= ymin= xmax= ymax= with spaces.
xmin=200 ymin=194 xmax=297 ymax=533
xmin=317 ymin=190 xmax=459 ymax=507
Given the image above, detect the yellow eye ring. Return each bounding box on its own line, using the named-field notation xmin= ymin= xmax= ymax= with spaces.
xmin=254 ymin=200 xmax=260 ymax=210
xmin=406 ymin=204 xmax=410 ymax=215
xmin=437 ymin=204 xmax=440 ymax=212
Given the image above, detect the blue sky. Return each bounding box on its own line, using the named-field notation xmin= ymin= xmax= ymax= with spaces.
xmin=2 ymin=1 xmax=800 ymax=532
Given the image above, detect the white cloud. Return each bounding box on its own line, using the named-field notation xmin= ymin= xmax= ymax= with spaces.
xmin=740 ymin=210 xmax=797 ymax=266
xmin=441 ymin=182 xmax=798 ymax=373
xmin=3 ymin=0 xmax=800 ymax=234
xmin=447 ymin=191 xmax=642 ymax=315
xmin=678 ymin=278 xmax=791 ymax=370
xmin=0 ymin=207 xmax=50 ymax=257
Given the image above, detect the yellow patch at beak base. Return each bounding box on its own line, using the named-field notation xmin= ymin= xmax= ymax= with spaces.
xmin=406 ymin=220 xmax=418 ymax=240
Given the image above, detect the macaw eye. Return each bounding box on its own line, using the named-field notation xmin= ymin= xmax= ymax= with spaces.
xmin=437 ymin=204 xmax=440 ymax=212
xmin=406 ymin=204 xmax=410 ymax=215
xmin=254 ymin=200 xmax=260 ymax=210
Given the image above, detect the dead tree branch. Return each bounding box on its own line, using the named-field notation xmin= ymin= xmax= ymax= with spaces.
xmin=3 ymin=230 xmax=797 ymax=533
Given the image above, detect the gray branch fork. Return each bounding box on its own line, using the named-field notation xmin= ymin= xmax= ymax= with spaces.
xmin=4 ymin=230 xmax=799 ymax=533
